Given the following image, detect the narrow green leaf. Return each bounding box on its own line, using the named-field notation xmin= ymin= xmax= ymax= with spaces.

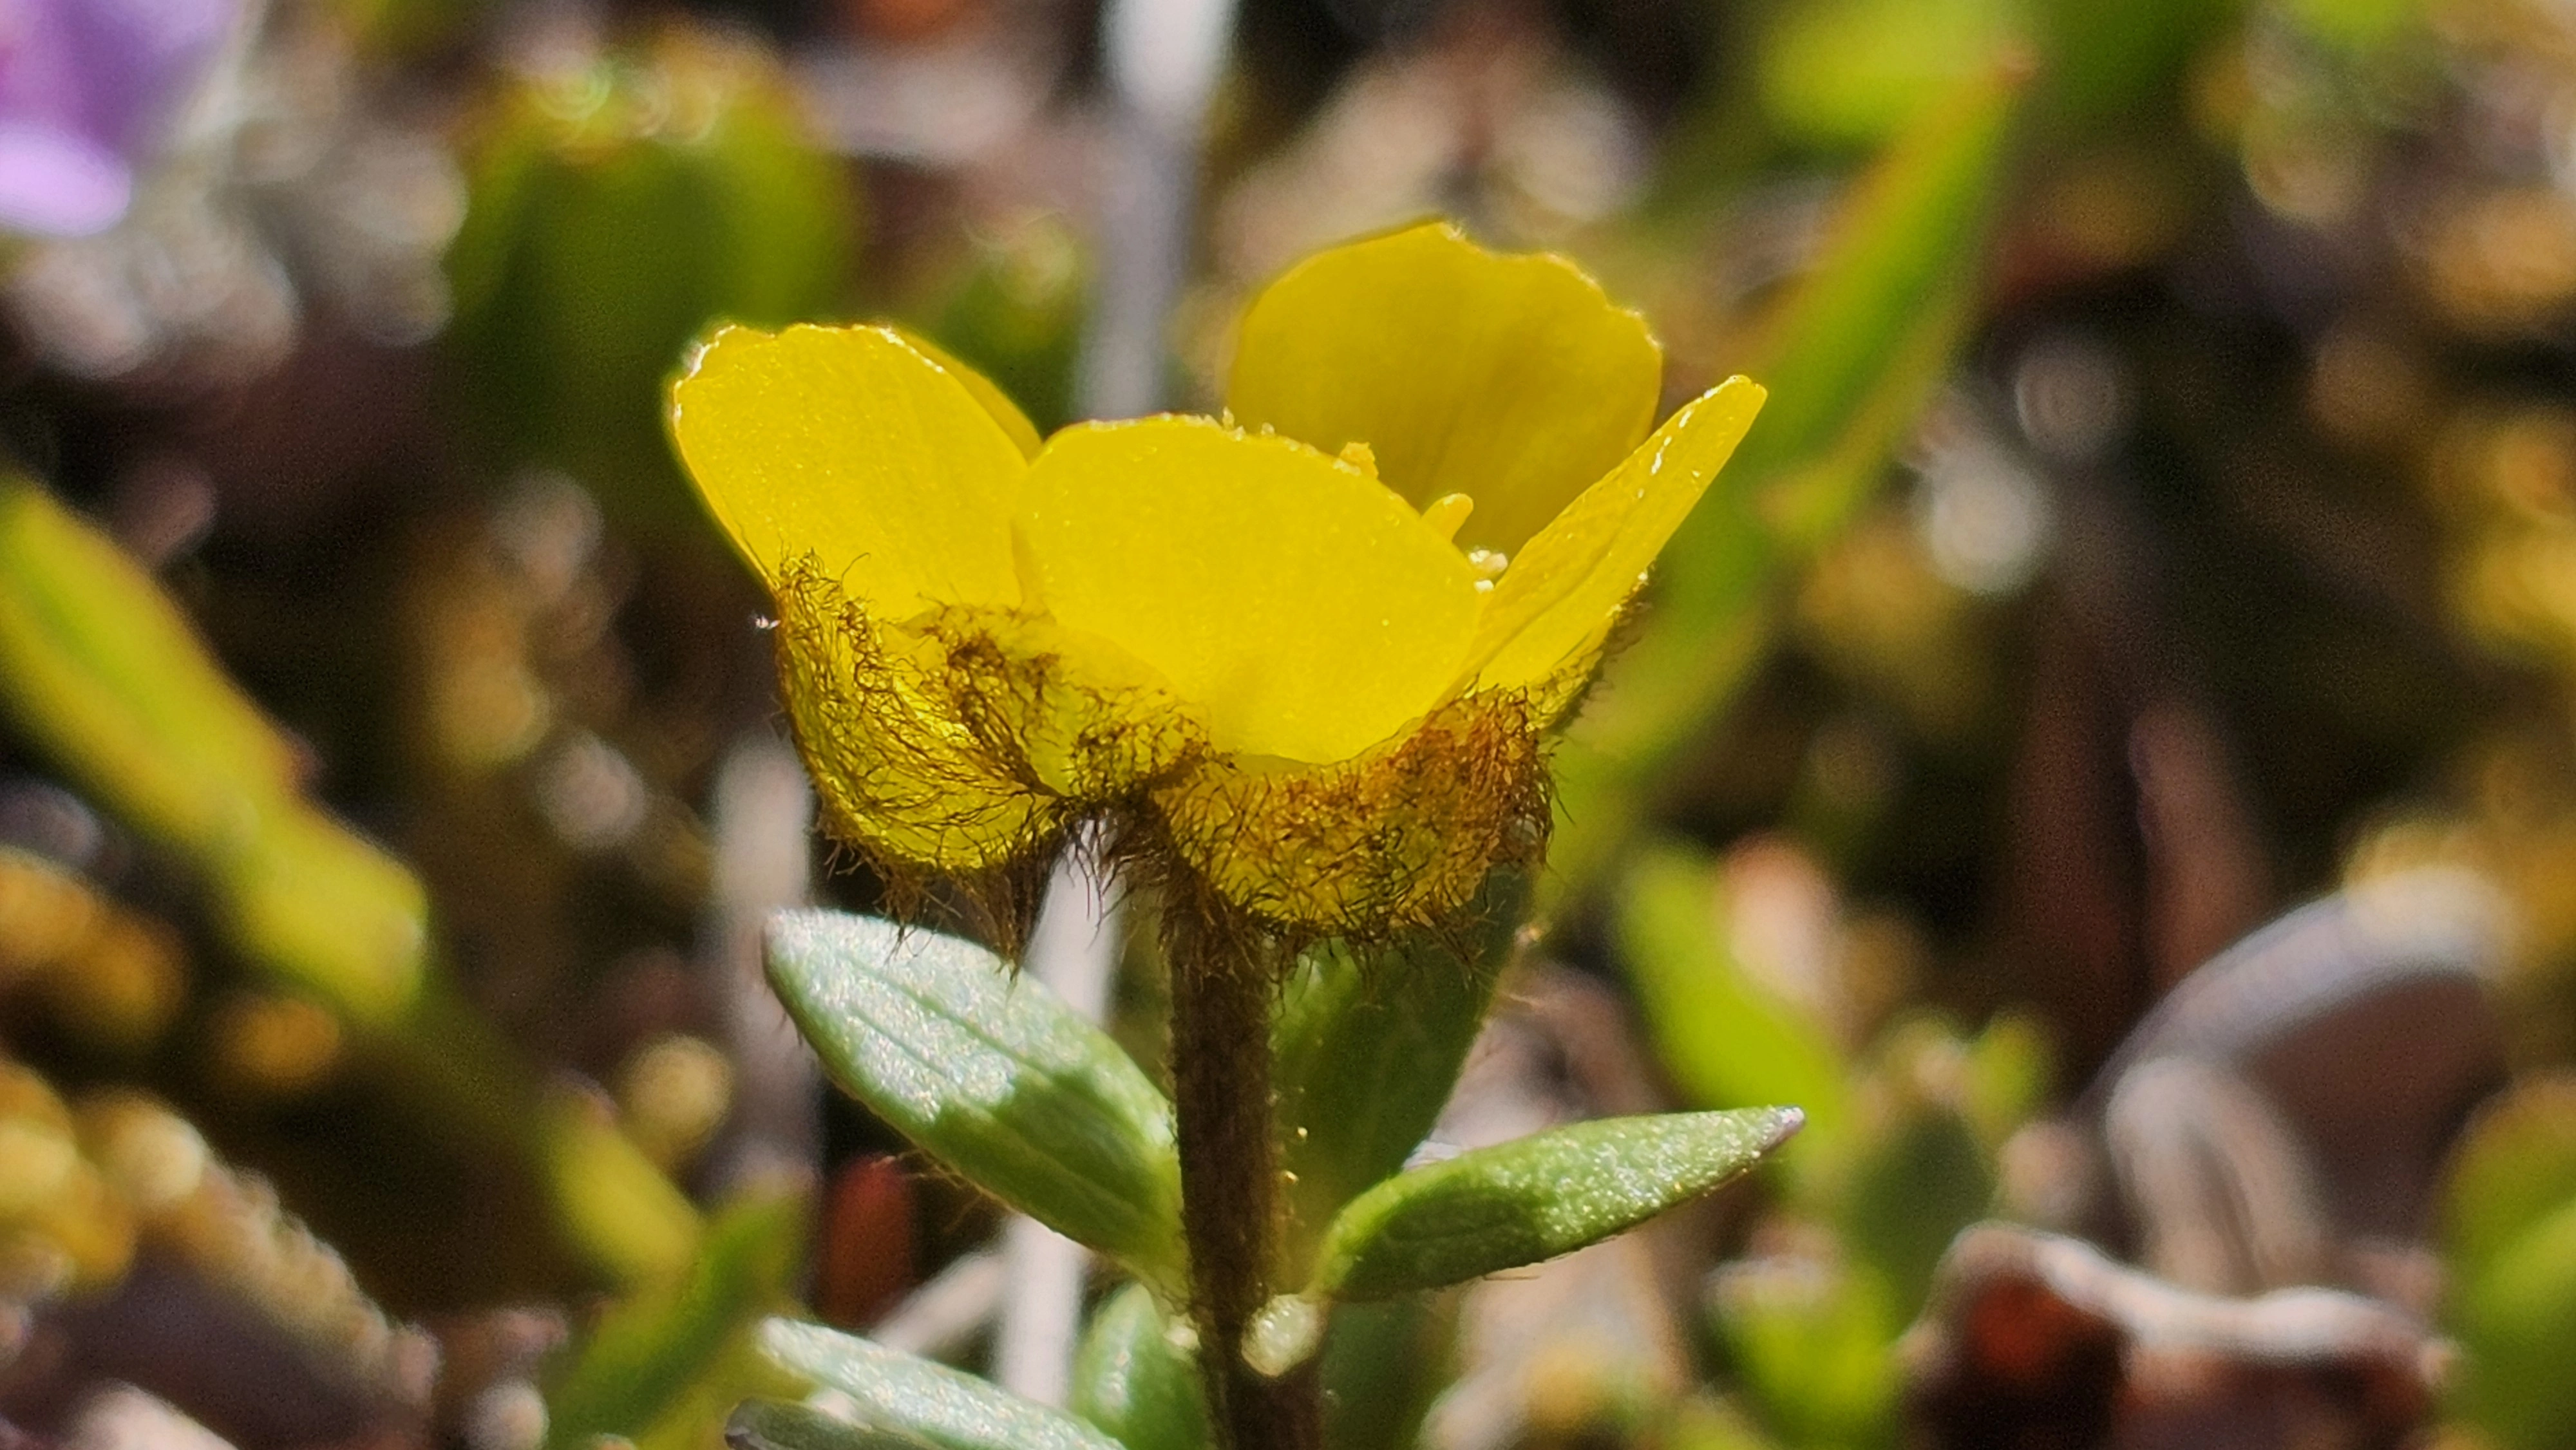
xmin=1614 ymin=844 xmax=1851 ymax=1158
xmin=1712 ymin=1252 xmax=1900 ymax=1448
xmin=541 ymin=1088 xmax=710 ymax=1289
xmin=1316 ymin=1296 xmax=1448 ymax=1450
xmin=1309 ymin=1109 xmax=1801 ymax=1301
xmin=0 ymin=478 xmax=296 ymax=852
xmin=631 ymin=1339 xmax=800 ymax=1450
xmin=1069 ymin=1284 xmax=1209 ymax=1450
xmin=217 ymin=806 xmax=429 ymax=1027
xmin=2034 ymin=0 xmax=2240 ymax=127
xmin=1960 ymin=1012 xmax=2054 ymax=1150
xmin=1653 ymin=1393 xmax=1793 ymax=1450
xmin=2451 ymin=1194 xmax=2576 ymax=1450
xmin=0 ymin=481 xmax=426 ymax=1021
xmin=1690 ymin=59 xmax=2025 ymax=565
xmin=759 ymin=1319 xmax=1124 ymax=1450
xmin=1837 ymin=1106 xmax=1992 ymax=1321
xmin=726 ymin=1400 xmax=923 ymax=1450
xmin=1548 ymin=61 xmax=2027 ymax=903
xmin=764 ymin=910 xmax=1184 ymax=1290
xmin=2445 ymin=1076 xmax=2576 ymax=1300
xmin=2442 ymin=1080 xmax=2576 ymax=1449
xmin=0 ymin=482 xmax=697 ymax=1284
xmin=547 ymin=1190 xmax=807 ymax=1449
xmin=1272 ymin=869 xmax=1527 ymax=1272
xmin=1757 ymin=0 xmax=2023 ymax=147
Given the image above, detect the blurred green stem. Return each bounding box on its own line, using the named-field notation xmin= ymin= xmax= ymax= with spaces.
xmin=0 ymin=480 xmax=699 ymax=1286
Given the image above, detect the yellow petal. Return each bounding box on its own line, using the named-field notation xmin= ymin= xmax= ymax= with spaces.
xmin=1466 ymin=377 xmax=1767 ymax=712
xmin=890 ymin=326 xmax=1046 ymax=460
xmin=915 ymin=607 xmax=1204 ymax=801
xmin=1017 ymin=417 xmax=1481 ymax=764
xmin=670 ymin=323 xmax=1025 ymax=615
xmin=1226 ymin=221 xmax=1663 ymax=556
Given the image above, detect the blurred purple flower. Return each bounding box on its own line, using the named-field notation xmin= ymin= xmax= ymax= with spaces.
xmin=0 ymin=0 xmax=234 ymax=236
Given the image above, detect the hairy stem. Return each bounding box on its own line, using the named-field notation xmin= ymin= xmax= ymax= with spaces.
xmin=1164 ymin=896 xmax=1318 ymax=1450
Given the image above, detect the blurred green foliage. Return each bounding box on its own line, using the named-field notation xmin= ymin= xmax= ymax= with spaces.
xmin=0 ymin=480 xmax=423 ymax=1019
xmin=1071 ymin=1284 xmax=1210 ymax=1450
xmin=1619 ymin=836 xmax=2047 ymax=1449
xmin=545 ymin=1189 xmax=808 ymax=1450
xmin=0 ymin=479 xmax=700 ymax=1288
xmin=1758 ymin=0 xmax=2023 ymax=148
xmin=1550 ymin=61 xmax=2024 ymax=905
xmin=920 ymin=219 xmax=1092 ymax=437
xmin=447 ymin=28 xmax=856 ymax=529
xmin=6 ymin=0 xmax=2575 ymax=1444
xmin=2444 ymin=1078 xmax=2576 ymax=1449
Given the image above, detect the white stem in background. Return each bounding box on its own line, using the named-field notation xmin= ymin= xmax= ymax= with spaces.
xmin=1104 ymin=0 xmax=1236 ymax=136
xmin=872 ymin=1248 xmax=1009 ymax=1361
xmin=703 ymin=733 xmax=819 ymax=1192
xmin=1075 ymin=0 xmax=1241 ymax=422
xmin=998 ymin=0 xmax=1235 ymax=1402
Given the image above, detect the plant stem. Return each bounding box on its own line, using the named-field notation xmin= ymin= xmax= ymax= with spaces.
xmin=1164 ymin=897 xmax=1318 ymax=1450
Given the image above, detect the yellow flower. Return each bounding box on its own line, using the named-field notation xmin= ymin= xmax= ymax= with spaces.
xmin=670 ymin=222 xmax=1764 ymax=937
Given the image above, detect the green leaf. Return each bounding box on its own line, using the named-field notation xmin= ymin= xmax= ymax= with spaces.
xmin=2033 ymin=0 xmax=2239 ymax=127
xmin=2280 ymin=0 xmax=2420 ymax=53
xmin=1837 ymin=1106 xmax=1992 ymax=1321
xmin=446 ymin=33 xmax=854 ymax=530
xmin=539 ymin=1087 xmax=709 ymax=1289
xmin=1613 ymin=843 xmax=1852 ymax=1162
xmin=1698 ymin=60 xmax=2024 ymax=559
xmin=1960 ymin=1012 xmax=2053 ymax=1150
xmin=2450 ymin=1192 xmax=2576 ymax=1450
xmin=633 ymin=1340 xmax=800 ymax=1450
xmin=1317 ymin=1296 xmax=1450 ymax=1450
xmin=1656 ymin=1395 xmax=1792 ymax=1450
xmin=1069 ymin=1284 xmax=1209 ymax=1450
xmin=1758 ymin=0 xmax=2024 ymax=147
xmin=759 ymin=1319 xmax=1126 ymax=1450
xmin=2445 ymin=1075 xmax=2576 ymax=1299
xmin=1712 ymin=1251 xmax=1900 ymax=1448
xmin=0 ymin=478 xmax=295 ymax=851
xmin=1308 ymin=1109 xmax=1802 ymax=1301
xmin=217 ymin=807 xmax=428 ymax=1028
xmin=1272 ymin=869 xmax=1527 ymax=1272
xmin=1547 ymin=60 xmax=2027 ymax=903
xmin=0 ymin=481 xmax=426 ymax=1021
xmin=547 ymin=1189 xmax=807 ymax=1449
xmin=2441 ymin=1078 xmax=2576 ymax=1449
xmin=0 ymin=482 xmax=699 ymax=1285
xmin=764 ymin=910 xmax=1185 ymax=1291
xmin=726 ymin=1400 xmax=924 ymax=1450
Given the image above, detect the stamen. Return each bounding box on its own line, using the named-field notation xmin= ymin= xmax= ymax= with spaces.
xmin=1466 ymin=547 xmax=1508 ymax=581
xmin=1338 ymin=440 xmax=1379 ymax=476
xmin=1421 ymin=492 xmax=1475 ymax=542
